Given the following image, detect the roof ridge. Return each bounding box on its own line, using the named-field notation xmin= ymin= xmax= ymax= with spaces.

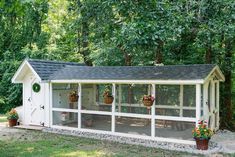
xmin=27 ymin=58 xmax=84 ymax=65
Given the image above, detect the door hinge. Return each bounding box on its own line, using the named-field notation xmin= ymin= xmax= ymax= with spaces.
xmin=40 ymin=105 xmax=45 ymax=110
xmin=40 ymin=122 xmax=44 ymax=126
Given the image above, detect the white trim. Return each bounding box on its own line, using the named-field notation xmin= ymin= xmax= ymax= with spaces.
xmin=80 ymin=110 xmax=112 ymax=115
xmin=203 ymin=82 xmax=209 ymax=121
xmin=52 ymin=108 xmax=78 ymax=113
xmin=49 ymin=83 xmax=53 ymax=127
xmin=155 ymin=116 xmax=196 ymax=122
xmin=179 ymin=85 xmax=184 ymax=117
xmin=111 ymin=83 xmax=116 ymax=133
xmin=151 ymin=84 xmax=156 ymax=137
xmin=50 ymin=125 xmax=195 ymax=145
xmin=204 ymin=66 xmax=225 ymax=83
xmin=196 ymin=84 xmax=201 ymax=126
xmin=216 ymin=82 xmax=220 ymax=130
xmin=50 ymin=79 xmax=204 ymax=84
xmin=12 ymin=59 xmax=41 ymax=83
xmin=115 ymin=112 xmax=151 ymax=119
xmin=211 ymin=81 xmax=216 ymax=130
xmin=156 ymin=105 xmax=195 ymax=110
xmin=78 ymin=83 xmax=81 ymax=129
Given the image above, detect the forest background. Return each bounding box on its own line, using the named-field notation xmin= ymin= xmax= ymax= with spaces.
xmin=0 ymin=0 xmax=234 ymax=129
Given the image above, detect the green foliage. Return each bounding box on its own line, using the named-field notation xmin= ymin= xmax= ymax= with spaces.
xmin=0 ymin=0 xmax=234 ymax=128
xmin=6 ymin=108 xmax=19 ymax=120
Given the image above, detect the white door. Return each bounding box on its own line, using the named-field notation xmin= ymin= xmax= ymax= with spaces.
xmin=28 ymin=78 xmax=45 ymax=126
xmin=207 ymin=80 xmax=218 ymax=131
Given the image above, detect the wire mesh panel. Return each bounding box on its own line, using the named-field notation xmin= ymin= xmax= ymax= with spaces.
xmin=115 ymin=116 xmax=151 ymax=136
xmin=155 ymin=120 xmax=194 ymax=140
xmin=52 ymin=111 xmax=78 ymax=128
xmin=183 ymin=85 xmax=196 ymax=107
xmin=81 ymin=84 xmax=112 ymax=112
xmin=115 ymin=84 xmax=151 ymax=114
xmin=52 ymin=83 xmax=78 ymax=109
xmin=81 ymin=114 xmax=111 ymax=131
xmin=155 ymin=85 xmax=196 ymax=118
xmin=155 ymin=85 xmax=180 ymax=116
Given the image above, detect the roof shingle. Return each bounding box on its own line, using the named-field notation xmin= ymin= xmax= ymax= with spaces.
xmin=27 ymin=59 xmax=216 ymax=81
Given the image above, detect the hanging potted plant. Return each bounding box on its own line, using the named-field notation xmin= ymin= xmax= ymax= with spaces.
xmin=6 ymin=108 xmax=19 ymax=127
xmin=69 ymin=90 xmax=78 ymax=102
xmin=142 ymin=95 xmax=155 ymax=108
xmin=192 ymin=120 xmax=213 ymax=150
xmin=103 ymin=86 xmax=113 ymax=104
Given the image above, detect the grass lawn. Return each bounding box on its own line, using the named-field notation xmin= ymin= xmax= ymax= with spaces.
xmin=0 ymin=114 xmax=7 ymax=123
xmin=0 ymin=129 xmax=199 ymax=157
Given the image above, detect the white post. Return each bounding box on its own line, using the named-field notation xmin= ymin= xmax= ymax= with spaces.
xmin=196 ymin=84 xmax=201 ymax=127
xmin=203 ymin=82 xmax=209 ymax=121
xmin=49 ymin=83 xmax=53 ymax=127
xmin=179 ymin=85 xmax=184 ymax=117
xmin=151 ymin=84 xmax=156 ymax=137
xmin=211 ymin=81 xmax=215 ymax=130
xmin=216 ymin=82 xmax=220 ymax=130
xmin=112 ymin=83 xmax=116 ymax=132
xmin=78 ymin=83 xmax=82 ymax=129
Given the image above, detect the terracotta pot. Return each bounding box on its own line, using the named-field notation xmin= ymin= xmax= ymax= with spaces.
xmin=104 ymin=96 xmax=113 ymax=104
xmin=143 ymin=99 xmax=154 ymax=107
xmin=69 ymin=94 xmax=78 ymax=102
xmin=84 ymin=120 xmax=93 ymax=127
xmin=8 ymin=119 xmax=17 ymax=127
xmin=195 ymin=138 xmax=210 ymax=150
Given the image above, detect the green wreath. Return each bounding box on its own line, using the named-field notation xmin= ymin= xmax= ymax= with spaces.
xmin=32 ymin=83 xmax=41 ymax=93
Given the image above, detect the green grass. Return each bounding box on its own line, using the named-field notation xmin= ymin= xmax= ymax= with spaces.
xmin=0 ymin=114 xmax=7 ymax=123
xmin=0 ymin=130 xmax=196 ymax=157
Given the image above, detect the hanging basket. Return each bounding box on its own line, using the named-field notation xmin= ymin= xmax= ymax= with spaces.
xmin=143 ymin=99 xmax=154 ymax=107
xmin=69 ymin=94 xmax=78 ymax=102
xmin=104 ymin=96 xmax=114 ymax=104
xmin=194 ymin=138 xmax=210 ymax=150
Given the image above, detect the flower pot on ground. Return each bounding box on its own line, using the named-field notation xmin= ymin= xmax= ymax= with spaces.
xmin=192 ymin=120 xmax=213 ymax=150
xmin=7 ymin=108 xmax=19 ymax=127
xmin=142 ymin=95 xmax=155 ymax=108
xmin=83 ymin=114 xmax=93 ymax=127
xmin=69 ymin=91 xmax=78 ymax=102
xmin=103 ymin=87 xmax=113 ymax=104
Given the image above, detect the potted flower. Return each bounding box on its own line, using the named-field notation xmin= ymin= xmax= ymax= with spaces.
xmin=192 ymin=120 xmax=213 ymax=150
xmin=6 ymin=108 xmax=19 ymax=127
xmin=142 ymin=95 xmax=155 ymax=108
xmin=69 ymin=90 xmax=78 ymax=102
xmin=103 ymin=87 xmax=113 ymax=104
xmin=83 ymin=114 xmax=93 ymax=127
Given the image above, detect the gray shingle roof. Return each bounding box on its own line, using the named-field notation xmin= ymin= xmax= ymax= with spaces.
xmin=27 ymin=59 xmax=216 ymax=81
xmin=27 ymin=59 xmax=85 ymax=80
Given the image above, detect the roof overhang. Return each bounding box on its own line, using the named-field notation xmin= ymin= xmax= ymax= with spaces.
xmin=12 ymin=59 xmax=41 ymax=83
xmin=50 ymin=79 xmax=204 ymax=84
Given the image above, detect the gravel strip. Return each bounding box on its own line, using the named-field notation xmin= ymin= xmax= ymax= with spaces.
xmin=43 ymin=127 xmax=222 ymax=155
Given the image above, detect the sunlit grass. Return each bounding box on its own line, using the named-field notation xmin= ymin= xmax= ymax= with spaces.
xmin=0 ymin=114 xmax=7 ymax=123
xmin=0 ymin=130 xmax=195 ymax=157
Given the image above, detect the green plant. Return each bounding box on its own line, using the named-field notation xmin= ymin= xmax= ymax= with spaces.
xmin=142 ymin=95 xmax=155 ymax=102
xmin=6 ymin=109 xmax=19 ymax=120
xmin=192 ymin=120 xmax=213 ymax=139
xmin=103 ymin=86 xmax=112 ymax=97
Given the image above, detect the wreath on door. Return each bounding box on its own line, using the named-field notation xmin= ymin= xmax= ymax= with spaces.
xmin=32 ymin=83 xmax=41 ymax=93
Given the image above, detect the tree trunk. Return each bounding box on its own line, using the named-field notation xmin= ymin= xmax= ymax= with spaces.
xmin=155 ymin=40 xmax=164 ymax=64
xmin=124 ymin=52 xmax=132 ymax=66
xmin=221 ymin=38 xmax=233 ymax=129
xmin=205 ymin=43 xmax=212 ymax=64
xmin=80 ymin=21 xmax=92 ymax=66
